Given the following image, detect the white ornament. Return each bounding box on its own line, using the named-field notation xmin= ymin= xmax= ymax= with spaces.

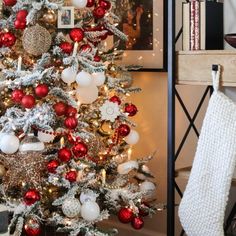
xmin=62 ymin=198 xmax=81 ymax=218
xmin=80 ymin=190 xmax=97 ymax=204
xmin=0 ymin=134 xmax=19 ymax=154
xmin=71 ymin=0 xmax=87 ymax=8
xmin=117 ymin=160 xmax=139 ymax=175
xmin=140 ymin=181 xmax=156 ymax=192
xmin=19 ymin=134 xmax=45 ymax=152
xmin=99 ymin=101 xmax=120 ymax=122
xmin=92 ymin=72 xmax=106 ymax=86
xmin=81 ymin=201 xmax=100 ymax=221
xmin=125 ymin=130 xmax=140 ymax=145
xmin=61 ymin=67 xmax=77 ymax=85
xmin=38 ymin=129 xmax=55 ymax=143
xmin=76 ymin=84 xmax=98 ymax=104
xmin=76 ymin=71 xmax=92 ymax=87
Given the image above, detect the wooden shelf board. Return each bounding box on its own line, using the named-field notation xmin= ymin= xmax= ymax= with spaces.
xmin=175 ymin=166 xmax=236 ymax=186
xmin=176 ymin=50 xmax=236 ymax=87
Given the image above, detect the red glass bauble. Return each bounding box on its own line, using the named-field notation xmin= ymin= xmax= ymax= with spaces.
xmin=86 ymin=0 xmax=95 ymax=7
xmin=109 ymin=95 xmax=121 ymax=105
xmin=118 ymin=208 xmax=134 ymax=223
xmin=16 ymin=10 xmax=28 ymax=21
xmin=80 ymin=44 xmax=92 ymax=52
xmin=1 ymin=32 xmax=16 ymax=47
xmin=93 ymin=6 xmax=106 ymax=19
xmin=131 ymin=216 xmax=144 ymax=230
xmin=100 ymin=32 xmax=108 ymax=40
xmin=118 ymin=124 xmax=130 ymax=137
xmin=69 ymin=28 xmax=84 ymax=42
xmin=67 ymin=134 xmax=81 ymax=144
xmin=99 ymin=0 xmax=111 ymax=10
xmin=58 ymin=147 xmax=72 ymax=162
xmin=24 ymin=218 xmax=41 ymax=236
xmin=124 ymin=103 xmax=138 ymax=116
xmin=24 ymin=189 xmax=40 ymax=206
xmin=72 ymin=142 xmax=88 ymax=158
xmin=11 ymin=89 xmax=25 ymax=103
xmin=94 ymin=54 xmax=101 ymax=62
xmin=47 ymin=160 xmax=59 ymax=173
xmin=64 ymin=117 xmax=78 ymax=129
xmin=59 ymin=42 xmax=73 ymax=54
xmin=65 ymin=170 xmax=77 ymax=182
xmin=14 ymin=19 xmax=26 ymax=30
xmin=21 ymin=95 xmax=36 ymax=109
xmin=53 ymin=102 xmax=67 ymax=116
xmin=35 ymin=84 xmax=49 ymax=98
xmin=66 ymin=105 xmax=77 ymax=117
xmin=3 ymin=0 xmax=16 ymax=6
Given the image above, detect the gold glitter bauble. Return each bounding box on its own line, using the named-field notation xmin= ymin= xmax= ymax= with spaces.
xmin=106 ymin=63 xmax=119 ymax=77
xmin=0 ymin=164 xmax=6 ymax=177
xmin=22 ymin=25 xmax=52 ymax=56
xmin=42 ymin=10 xmax=57 ymax=24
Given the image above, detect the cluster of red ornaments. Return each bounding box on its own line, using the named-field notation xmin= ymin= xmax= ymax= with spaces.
xmin=11 ymin=84 xmax=49 ymax=109
xmin=118 ymin=207 xmax=145 ymax=230
xmin=53 ymin=102 xmax=78 ymax=129
xmin=14 ymin=9 xmax=28 ymax=30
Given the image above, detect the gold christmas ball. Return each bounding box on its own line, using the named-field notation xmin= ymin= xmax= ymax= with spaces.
xmin=0 ymin=164 xmax=6 ymax=177
xmin=98 ymin=121 xmax=113 ymax=137
xmin=43 ymin=10 xmax=57 ymax=24
xmin=22 ymin=25 xmax=52 ymax=56
xmin=106 ymin=63 xmax=119 ymax=77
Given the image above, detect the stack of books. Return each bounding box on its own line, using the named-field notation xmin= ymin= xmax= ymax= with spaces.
xmin=182 ymin=0 xmax=223 ymax=51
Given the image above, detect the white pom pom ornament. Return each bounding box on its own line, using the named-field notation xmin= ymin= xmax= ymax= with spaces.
xmin=62 ymin=198 xmax=81 ymax=218
xmin=92 ymin=72 xmax=106 ymax=86
xmin=38 ymin=128 xmax=55 ymax=143
xmin=125 ymin=130 xmax=140 ymax=145
xmin=76 ymin=71 xmax=92 ymax=87
xmin=0 ymin=133 xmax=19 ymax=154
xmin=61 ymin=67 xmax=77 ymax=85
xmin=76 ymin=84 xmax=98 ymax=104
xmin=71 ymin=0 xmax=87 ymax=8
xmin=81 ymin=201 xmax=100 ymax=221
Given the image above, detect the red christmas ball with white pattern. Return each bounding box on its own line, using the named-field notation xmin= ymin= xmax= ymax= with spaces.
xmin=11 ymin=89 xmax=25 ymax=103
xmin=3 ymin=0 xmax=16 ymax=6
xmin=59 ymin=42 xmax=73 ymax=54
xmin=118 ymin=124 xmax=130 ymax=137
xmin=64 ymin=117 xmax=78 ymax=129
xmin=24 ymin=217 xmax=41 ymax=236
xmin=99 ymin=0 xmax=111 ymax=10
xmin=86 ymin=0 xmax=95 ymax=7
xmin=24 ymin=189 xmax=40 ymax=206
xmin=124 ymin=103 xmax=138 ymax=116
xmin=35 ymin=84 xmax=49 ymax=98
xmin=47 ymin=160 xmax=59 ymax=173
xmin=80 ymin=44 xmax=92 ymax=52
xmin=1 ymin=32 xmax=16 ymax=47
xmin=93 ymin=6 xmax=106 ymax=19
xmin=69 ymin=28 xmax=84 ymax=42
xmin=58 ymin=147 xmax=72 ymax=162
xmin=14 ymin=19 xmax=26 ymax=30
xmin=53 ymin=102 xmax=67 ymax=116
xmin=72 ymin=142 xmax=88 ymax=158
xmin=65 ymin=170 xmax=77 ymax=182
xmin=21 ymin=95 xmax=36 ymax=109
xmin=118 ymin=208 xmax=134 ymax=223
xmin=131 ymin=216 xmax=144 ymax=230
xmin=16 ymin=10 xmax=28 ymax=21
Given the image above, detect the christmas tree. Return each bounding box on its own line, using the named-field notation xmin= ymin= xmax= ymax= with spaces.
xmin=0 ymin=0 xmax=157 ymax=235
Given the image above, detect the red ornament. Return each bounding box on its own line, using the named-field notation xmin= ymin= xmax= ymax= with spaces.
xmin=139 ymin=204 xmax=149 ymax=217
xmin=118 ymin=208 xmax=134 ymax=223
xmin=86 ymin=0 xmax=95 ymax=7
xmin=118 ymin=124 xmax=130 ymax=137
xmin=35 ymin=84 xmax=49 ymax=98
xmin=124 ymin=104 xmax=138 ymax=116
xmin=100 ymin=32 xmax=108 ymax=40
xmin=16 ymin=10 xmax=28 ymax=21
xmin=109 ymin=95 xmax=121 ymax=105
xmin=66 ymin=105 xmax=77 ymax=117
xmin=14 ymin=19 xmax=26 ymax=30
xmin=67 ymin=134 xmax=81 ymax=144
xmin=64 ymin=117 xmax=78 ymax=129
xmin=11 ymin=89 xmax=25 ymax=103
xmin=80 ymin=44 xmax=92 ymax=52
xmin=72 ymin=142 xmax=88 ymax=158
xmin=58 ymin=147 xmax=72 ymax=162
xmin=3 ymin=0 xmax=16 ymax=6
xmin=24 ymin=189 xmax=40 ymax=206
xmin=69 ymin=28 xmax=84 ymax=42
xmin=99 ymin=0 xmax=111 ymax=10
xmin=47 ymin=160 xmax=59 ymax=173
xmin=21 ymin=95 xmax=36 ymax=109
xmin=94 ymin=54 xmax=101 ymax=62
xmin=131 ymin=216 xmax=144 ymax=230
xmin=59 ymin=42 xmax=73 ymax=54
xmin=24 ymin=218 xmax=41 ymax=236
xmin=1 ymin=32 xmax=16 ymax=47
xmin=65 ymin=170 xmax=77 ymax=182
xmin=53 ymin=102 xmax=67 ymax=116
xmin=93 ymin=6 xmax=106 ymax=19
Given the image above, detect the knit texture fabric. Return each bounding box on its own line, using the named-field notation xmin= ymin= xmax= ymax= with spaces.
xmin=179 ymin=72 xmax=236 ymax=236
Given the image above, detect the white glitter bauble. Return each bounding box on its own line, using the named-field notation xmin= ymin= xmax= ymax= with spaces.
xmin=76 ymin=71 xmax=92 ymax=87
xmin=81 ymin=201 xmax=100 ymax=221
xmin=71 ymin=0 xmax=87 ymax=8
xmin=61 ymin=67 xmax=77 ymax=85
xmin=38 ymin=129 xmax=55 ymax=143
xmin=76 ymin=84 xmax=98 ymax=104
xmin=92 ymin=72 xmax=106 ymax=86
xmin=62 ymin=198 xmax=81 ymax=218
xmin=19 ymin=134 xmax=45 ymax=153
xmin=124 ymin=130 xmax=140 ymax=145
xmin=80 ymin=190 xmax=97 ymax=204
xmin=0 ymin=133 xmax=19 ymax=154
xmin=140 ymin=181 xmax=156 ymax=192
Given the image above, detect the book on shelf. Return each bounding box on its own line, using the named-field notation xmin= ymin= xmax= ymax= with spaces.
xmin=182 ymin=0 xmax=223 ymax=51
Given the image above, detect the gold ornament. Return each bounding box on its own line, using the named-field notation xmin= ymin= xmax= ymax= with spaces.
xmin=106 ymin=63 xmax=119 ymax=77
xmin=0 ymin=164 xmax=6 ymax=177
xmin=0 ymin=151 xmax=47 ymax=192
xmin=43 ymin=10 xmax=57 ymax=24
xmin=98 ymin=121 xmax=113 ymax=137
xmin=22 ymin=25 xmax=52 ymax=56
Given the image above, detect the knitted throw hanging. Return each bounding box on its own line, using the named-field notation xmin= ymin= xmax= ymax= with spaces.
xmin=179 ymin=68 xmax=236 ymax=236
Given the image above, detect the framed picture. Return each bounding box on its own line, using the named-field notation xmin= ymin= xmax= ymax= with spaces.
xmin=58 ymin=6 xmax=74 ymax=29
xmin=113 ymin=0 xmax=166 ymax=71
